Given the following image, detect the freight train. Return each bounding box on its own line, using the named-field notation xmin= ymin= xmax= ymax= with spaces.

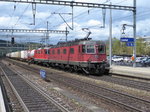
xmin=6 ymin=38 xmax=110 ymax=75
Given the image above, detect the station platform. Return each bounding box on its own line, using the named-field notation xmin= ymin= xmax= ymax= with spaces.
xmin=0 ymin=86 xmax=6 ymax=112
xmin=110 ymin=65 xmax=150 ymax=80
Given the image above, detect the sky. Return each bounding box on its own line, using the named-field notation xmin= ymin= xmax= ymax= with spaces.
xmin=0 ymin=0 xmax=149 ymax=44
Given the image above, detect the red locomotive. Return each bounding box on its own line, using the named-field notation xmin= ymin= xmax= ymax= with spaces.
xmin=33 ymin=38 xmax=110 ymax=75
xmin=7 ymin=38 xmax=110 ymax=75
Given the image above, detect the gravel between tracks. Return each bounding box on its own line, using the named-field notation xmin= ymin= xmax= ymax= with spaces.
xmin=2 ymin=60 xmax=97 ymax=112
xmin=0 ymin=72 xmax=24 ymax=112
xmin=4 ymin=59 xmax=150 ymax=112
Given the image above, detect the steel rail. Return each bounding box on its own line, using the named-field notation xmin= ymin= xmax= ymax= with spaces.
xmin=10 ymin=59 xmax=150 ymax=112
xmin=49 ymin=75 xmax=145 ymax=112
xmin=1 ymin=62 xmax=71 ymax=112
xmin=0 ymin=66 xmax=29 ymax=112
xmin=0 ymin=76 xmax=11 ymax=112
xmin=110 ymin=73 xmax=150 ymax=81
xmin=11 ymin=69 xmax=71 ymax=112
xmin=7 ymin=58 xmax=150 ymax=91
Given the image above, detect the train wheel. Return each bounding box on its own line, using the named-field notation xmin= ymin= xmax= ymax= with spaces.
xmin=104 ymin=69 xmax=110 ymax=75
xmin=82 ymin=68 xmax=89 ymax=75
xmin=69 ymin=66 xmax=74 ymax=72
xmin=74 ymin=65 xmax=78 ymax=72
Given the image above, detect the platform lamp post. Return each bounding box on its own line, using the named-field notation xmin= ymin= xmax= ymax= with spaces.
xmin=133 ymin=0 xmax=136 ymax=67
xmin=109 ymin=2 xmax=112 ymax=66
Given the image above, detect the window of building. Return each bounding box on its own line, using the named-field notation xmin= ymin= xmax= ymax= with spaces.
xmin=87 ymin=45 xmax=95 ymax=53
xmin=70 ymin=48 xmax=74 ymax=54
xmin=63 ymin=49 xmax=66 ymax=54
xmin=98 ymin=45 xmax=105 ymax=54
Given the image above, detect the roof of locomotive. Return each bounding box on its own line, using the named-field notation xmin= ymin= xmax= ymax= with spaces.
xmin=51 ymin=38 xmax=105 ymax=48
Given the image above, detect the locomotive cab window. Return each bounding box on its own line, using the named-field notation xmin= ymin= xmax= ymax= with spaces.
xmin=82 ymin=45 xmax=86 ymax=53
xmin=86 ymin=45 xmax=95 ymax=54
xmin=98 ymin=45 xmax=105 ymax=54
xmin=45 ymin=49 xmax=50 ymax=54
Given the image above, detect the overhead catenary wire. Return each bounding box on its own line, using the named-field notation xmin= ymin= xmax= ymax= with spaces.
xmin=87 ymin=9 xmax=150 ymax=29
xmin=0 ymin=0 xmax=149 ymax=43
xmin=33 ymin=6 xmax=66 ymax=29
xmin=49 ymin=0 xmax=111 ymax=29
xmin=51 ymin=0 xmax=128 ymax=29
xmin=13 ymin=4 xmax=30 ymax=28
xmin=7 ymin=2 xmax=19 ymax=28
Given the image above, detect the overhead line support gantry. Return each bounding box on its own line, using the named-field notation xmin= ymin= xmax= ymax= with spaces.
xmin=0 ymin=29 xmax=69 ymax=34
xmin=0 ymin=0 xmax=135 ymax=11
xmin=0 ymin=0 xmax=136 ymax=67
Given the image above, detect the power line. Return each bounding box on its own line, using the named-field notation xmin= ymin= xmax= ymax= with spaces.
xmin=33 ymin=6 xmax=65 ymax=29
xmin=7 ymin=2 xmax=19 ymax=28
xmin=50 ymin=0 xmax=130 ymax=29
xmin=13 ymin=4 xmax=30 ymax=28
xmin=86 ymin=9 xmax=150 ymax=29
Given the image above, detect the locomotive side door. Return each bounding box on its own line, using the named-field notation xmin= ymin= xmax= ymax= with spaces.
xmin=78 ymin=45 xmax=83 ymax=61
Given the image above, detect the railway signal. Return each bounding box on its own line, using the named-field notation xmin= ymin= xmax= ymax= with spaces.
xmin=0 ymin=0 xmax=136 ymax=67
xmin=11 ymin=37 xmax=15 ymax=45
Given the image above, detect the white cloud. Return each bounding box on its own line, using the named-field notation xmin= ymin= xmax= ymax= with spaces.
xmin=37 ymin=28 xmax=47 ymax=30
xmin=57 ymin=22 xmax=81 ymax=30
xmin=86 ymin=20 xmax=102 ymax=27
xmin=0 ymin=0 xmax=150 ymax=43
xmin=0 ymin=2 xmax=12 ymax=6
xmin=0 ymin=16 xmax=30 ymax=29
xmin=137 ymin=19 xmax=150 ymax=36
xmin=0 ymin=16 xmax=18 ymax=27
xmin=24 ymin=10 xmax=50 ymax=19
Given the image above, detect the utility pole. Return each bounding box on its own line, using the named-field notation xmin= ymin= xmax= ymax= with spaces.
xmin=31 ymin=2 xmax=36 ymax=25
xmin=109 ymin=2 xmax=112 ymax=66
xmin=71 ymin=4 xmax=74 ymax=30
xmin=65 ymin=27 xmax=68 ymax=42
xmin=133 ymin=0 xmax=136 ymax=67
xmin=46 ymin=21 xmax=49 ymax=46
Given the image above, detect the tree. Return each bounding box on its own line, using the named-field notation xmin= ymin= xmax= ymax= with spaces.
xmin=106 ymin=37 xmax=149 ymax=56
xmin=136 ymin=37 xmax=147 ymax=55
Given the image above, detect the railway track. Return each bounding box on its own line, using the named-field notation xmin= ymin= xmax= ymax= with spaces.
xmin=0 ymin=63 xmax=71 ymax=112
xmin=0 ymin=73 xmax=13 ymax=112
xmin=110 ymin=73 xmax=150 ymax=81
xmin=89 ymin=75 xmax=150 ymax=92
xmin=9 ymin=58 xmax=150 ymax=92
xmin=8 ymin=59 xmax=150 ymax=112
